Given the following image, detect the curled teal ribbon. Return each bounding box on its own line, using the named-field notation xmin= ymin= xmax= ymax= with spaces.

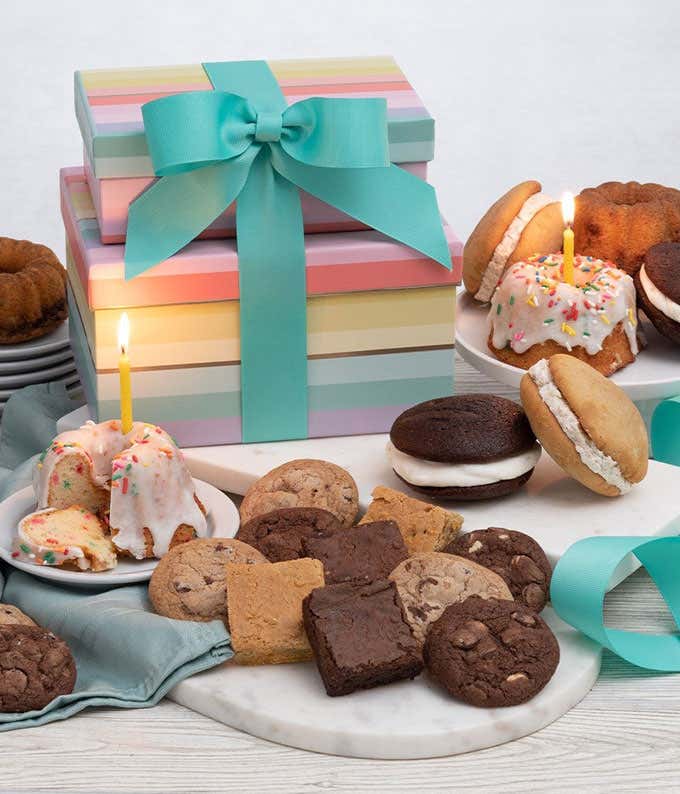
xmin=551 ymin=536 xmax=680 ymax=670
xmin=124 ymin=60 xmax=451 ymax=442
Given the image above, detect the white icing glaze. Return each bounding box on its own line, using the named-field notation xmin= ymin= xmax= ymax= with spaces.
xmin=640 ymin=264 xmax=680 ymax=322
xmin=34 ymin=420 xmax=207 ymax=560
xmin=475 ymin=192 xmax=554 ymax=303
xmin=386 ymin=441 xmax=541 ymax=487
xmin=489 ymin=254 xmax=639 ymax=356
xmin=528 ymin=359 xmax=631 ymax=494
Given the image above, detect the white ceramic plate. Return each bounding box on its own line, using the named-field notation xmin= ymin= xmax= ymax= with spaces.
xmin=0 ymin=347 xmax=74 ymax=376
xmin=0 ymin=479 xmax=240 ymax=588
xmin=455 ymin=291 xmax=680 ymax=401
xmin=0 ymin=321 xmax=70 ymax=363
xmin=0 ymin=359 xmax=78 ymax=389
xmin=0 ymin=372 xmax=79 ymax=401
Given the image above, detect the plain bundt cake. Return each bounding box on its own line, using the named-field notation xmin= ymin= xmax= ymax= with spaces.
xmin=0 ymin=237 xmax=67 ymax=344
xmin=34 ymin=420 xmax=208 ymax=560
xmin=574 ymin=182 xmax=680 ymax=275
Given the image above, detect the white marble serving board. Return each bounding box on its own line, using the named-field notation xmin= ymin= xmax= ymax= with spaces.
xmin=168 ymin=608 xmax=601 ymax=760
xmin=58 ymin=406 xmax=680 ymax=758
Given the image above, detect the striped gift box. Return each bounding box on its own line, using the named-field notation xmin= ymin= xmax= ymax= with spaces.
xmin=75 ymin=56 xmax=435 ymax=244
xmin=61 ymin=167 xmax=462 ymax=447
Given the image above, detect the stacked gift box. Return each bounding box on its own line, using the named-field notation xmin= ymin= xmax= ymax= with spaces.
xmin=63 ymin=56 xmax=462 ymax=446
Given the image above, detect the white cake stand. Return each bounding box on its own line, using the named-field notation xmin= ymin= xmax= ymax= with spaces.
xmin=455 ymin=290 xmax=680 ymax=399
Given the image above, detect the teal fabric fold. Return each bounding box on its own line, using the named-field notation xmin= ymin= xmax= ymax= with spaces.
xmin=651 ymin=397 xmax=680 ymax=466
xmin=0 ymin=384 xmax=232 ymax=731
xmin=551 ymin=535 xmax=680 ymax=671
xmin=124 ymin=59 xmax=451 ymax=443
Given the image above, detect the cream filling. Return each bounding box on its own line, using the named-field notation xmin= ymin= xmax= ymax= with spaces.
xmin=387 ymin=441 xmax=541 ymax=487
xmin=528 ymin=359 xmax=631 ymax=493
xmin=640 ymin=264 xmax=680 ymax=323
xmin=475 ymin=192 xmax=554 ymax=302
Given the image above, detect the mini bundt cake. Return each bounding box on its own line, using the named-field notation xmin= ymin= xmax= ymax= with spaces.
xmin=34 ymin=420 xmax=207 ymax=560
xmin=488 ymin=253 xmax=639 ymax=376
xmin=0 ymin=237 xmax=67 ymax=344
xmin=574 ymin=182 xmax=680 ymax=275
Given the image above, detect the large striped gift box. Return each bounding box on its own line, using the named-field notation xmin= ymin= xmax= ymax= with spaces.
xmin=61 ymin=167 xmax=462 ymax=447
xmin=75 ymin=56 xmax=434 ymax=243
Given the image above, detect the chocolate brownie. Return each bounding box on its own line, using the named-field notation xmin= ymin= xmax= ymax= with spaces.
xmin=302 ymin=521 xmax=408 ymax=584
xmin=424 ymin=596 xmax=559 ymax=707
xmin=303 ymin=579 xmax=423 ymax=697
xmin=0 ymin=626 xmax=77 ymax=713
xmin=236 ymin=507 xmax=344 ymax=562
xmin=445 ymin=528 xmax=552 ymax=611
xmin=390 ymin=395 xmax=537 ymax=463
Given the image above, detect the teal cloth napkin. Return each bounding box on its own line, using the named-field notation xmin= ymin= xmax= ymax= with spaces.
xmin=0 ymin=384 xmax=232 ymax=731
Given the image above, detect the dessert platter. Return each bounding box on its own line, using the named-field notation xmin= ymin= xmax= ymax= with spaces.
xmin=456 ymin=180 xmax=680 ymax=401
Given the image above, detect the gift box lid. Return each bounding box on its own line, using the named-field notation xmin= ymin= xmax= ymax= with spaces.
xmin=61 ymin=167 xmax=462 ymax=311
xmin=75 ymin=56 xmax=436 ymax=179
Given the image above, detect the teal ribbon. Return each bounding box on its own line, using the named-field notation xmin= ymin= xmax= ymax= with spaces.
xmin=124 ymin=60 xmax=451 ymax=442
xmin=551 ymin=536 xmax=680 ymax=670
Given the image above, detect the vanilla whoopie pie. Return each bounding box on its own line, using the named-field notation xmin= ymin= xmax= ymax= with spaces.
xmin=464 ymin=180 xmax=563 ymax=303
xmin=387 ymin=395 xmax=541 ymax=501
xmin=635 ymin=242 xmax=680 ymax=345
xmin=520 ymin=355 xmax=648 ymax=496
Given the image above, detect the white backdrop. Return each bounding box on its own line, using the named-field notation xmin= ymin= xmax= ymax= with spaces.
xmin=1 ymin=0 xmax=679 ymax=256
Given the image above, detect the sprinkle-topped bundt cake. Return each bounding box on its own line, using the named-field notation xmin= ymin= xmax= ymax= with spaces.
xmin=34 ymin=420 xmax=207 ymax=560
xmin=0 ymin=237 xmax=67 ymax=344
xmin=488 ymin=253 xmax=639 ymax=376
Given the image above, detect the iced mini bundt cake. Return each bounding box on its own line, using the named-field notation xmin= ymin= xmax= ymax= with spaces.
xmin=488 ymin=253 xmax=639 ymax=376
xmin=34 ymin=420 xmax=207 ymax=560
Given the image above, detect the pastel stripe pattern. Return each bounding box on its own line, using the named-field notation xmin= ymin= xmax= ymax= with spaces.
xmin=83 ymin=150 xmax=429 ymax=243
xmin=61 ymin=167 xmax=462 ymax=311
xmin=68 ymin=289 xmax=454 ymax=447
xmin=76 ymin=57 xmax=435 ymax=178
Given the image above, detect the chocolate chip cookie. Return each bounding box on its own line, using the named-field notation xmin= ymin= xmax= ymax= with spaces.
xmin=0 ymin=626 xmax=77 ymax=713
xmin=445 ymin=528 xmax=552 ymax=611
xmin=424 ymin=596 xmax=559 ymax=707
xmin=0 ymin=604 xmax=36 ymax=627
xmin=149 ymin=537 xmax=267 ymax=623
xmin=239 ymin=460 xmax=359 ymax=528
xmin=236 ymin=507 xmax=344 ymax=562
xmin=388 ymin=552 xmax=513 ymax=645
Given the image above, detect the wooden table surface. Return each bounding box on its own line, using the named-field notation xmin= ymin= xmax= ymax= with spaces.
xmin=3 ymin=358 xmax=680 ymax=793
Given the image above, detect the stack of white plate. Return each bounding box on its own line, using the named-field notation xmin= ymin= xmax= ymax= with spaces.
xmin=0 ymin=321 xmax=82 ymax=419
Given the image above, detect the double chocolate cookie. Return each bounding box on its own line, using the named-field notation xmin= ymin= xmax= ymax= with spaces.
xmin=388 ymin=395 xmax=540 ymax=501
xmin=0 ymin=626 xmax=77 ymax=713
xmin=236 ymin=507 xmax=344 ymax=562
xmin=446 ymin=528 xmax=552 ymax=611
xmin=424 ymin=596 xmax=559 ymax=707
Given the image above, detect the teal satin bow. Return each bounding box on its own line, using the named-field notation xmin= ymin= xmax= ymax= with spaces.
xmin=125 ymin=60 xmax=451 ymax=442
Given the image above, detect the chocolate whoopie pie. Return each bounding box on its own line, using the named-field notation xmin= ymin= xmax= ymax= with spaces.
xmin=388 ymin=395 xmax=540 ymax=501
xmin=635 ymin=242 xmax=680 ymax=345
